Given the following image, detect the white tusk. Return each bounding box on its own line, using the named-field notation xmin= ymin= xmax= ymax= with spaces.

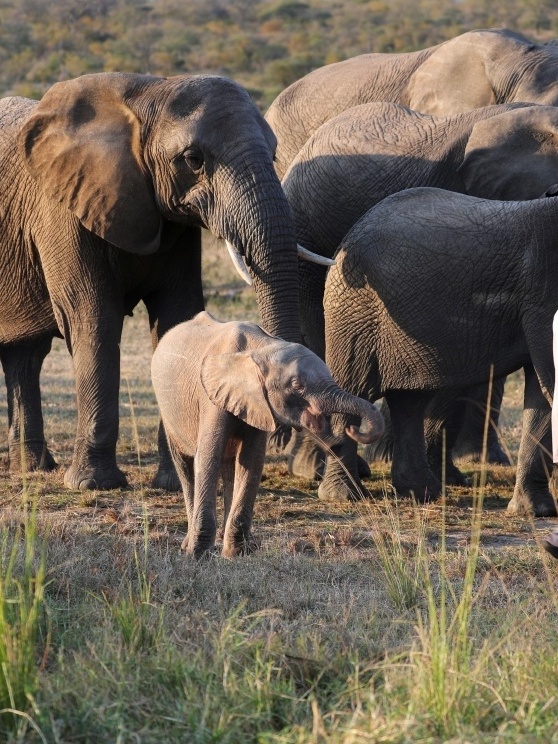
xmin=297 ymin=244 xmax=335 ymax=266
xmin=225 ymin=240 xmax=253 ymax=285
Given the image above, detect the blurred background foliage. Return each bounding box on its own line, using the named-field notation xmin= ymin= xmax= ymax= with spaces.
xmin=1 ymin=0 xmax=557 ymax=108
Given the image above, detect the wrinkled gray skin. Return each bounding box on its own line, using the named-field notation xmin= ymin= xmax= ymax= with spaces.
xmin=0 ymin=73 xmax=302 ymax=491
xmin=267 ymin=28 xmax=558 ymax=179
xmin=283 ymin=100 xmax=558 ymax=499
xmin=324 ymin=187 xmax=558 ymax=517
xmin=152 ymin=312 xmax=384 ymax=558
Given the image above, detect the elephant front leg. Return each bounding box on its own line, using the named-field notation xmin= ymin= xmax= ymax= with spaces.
xmin=318 ymin=414 xmax=365 ymax=502
xmin=0 ymin=337 xmax=57 ymax=472
xmin=145 ymin=234 xmax=205 ymax=491
xmin=221 ymin=430 xmax=267 ymax=558
xmin=63 ymin=320 xmax=127 ymax=491
xmin=507 ymin=365 xmax=555 ymax=517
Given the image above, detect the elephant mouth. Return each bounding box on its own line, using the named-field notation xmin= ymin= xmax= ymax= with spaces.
xmin=300 ymin=408 xmax=328 ymax=437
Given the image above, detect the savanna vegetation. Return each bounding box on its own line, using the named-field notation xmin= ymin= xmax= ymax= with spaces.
xmin=1 ymin=0 xmax=558 ymax=108
xmin=1 ymin=1 xmax=558 ymax=741
xmin=0 ymin=238 xmax=554 ymax=742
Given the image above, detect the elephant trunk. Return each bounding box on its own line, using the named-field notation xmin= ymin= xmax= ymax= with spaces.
xmin=213 ymin=154 xmax=302 ymax=344
xmin=318 ymin=387 xmax=385 ymax=444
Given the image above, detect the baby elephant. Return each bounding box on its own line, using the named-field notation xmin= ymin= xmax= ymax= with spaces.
xmin=152 ymin=312 xmax=384 ymax=558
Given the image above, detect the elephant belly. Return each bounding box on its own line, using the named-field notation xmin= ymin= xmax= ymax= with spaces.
xmin=0 ymin=240 xmax=56 ymax=344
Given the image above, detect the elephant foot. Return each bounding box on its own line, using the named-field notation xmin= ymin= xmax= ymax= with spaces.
xmin=180 ymin=536 xmax=217 ymax=560
xmin=64 ymin=462 xmax=128 ymax=491
xmin=151 ymin=465 xmax=181 ymax=491
xmin=429 ymin=460 xmax=468 ymax=487
xmin=286 ymin=431 xmax=325 ymax=480
xmin=318 ymin=473 xmax=368 ymax=502
xmin=507 ymin=487 xmax=557 ymax=517
xmin=357 ymin=455 xmax=371 ymax=479
xmin=9 ymin=441 xmax=57 ymax=473
xmin=222 ymin=534 xmax=258 ymax=559
xmin=392 ymin=470 xmax=441 ymax=503
xmin=453 ymin=439 xmax=510 ymax=466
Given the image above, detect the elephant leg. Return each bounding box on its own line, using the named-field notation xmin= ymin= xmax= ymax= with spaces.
xmin=222 ymin=430 xmax=267 ymax=558
xmin=424 ymin=389 xmax=468 ymax=487
xmin=63 ymin=316 xmax=127 ymax=491
xmin=186 ymin=409 xmax=231 ymax=558
xmin=0 ymin=337 xmax=57 ymax=472
xmin=452 ymin=377 xmax=510 ymax=465
xmin=145 ymin=228 xmax=205 ymax=491
xmin=386 ymin=390 xmax=441 ymax=502
xmin=318 ymin=419 xmax=364 ymax=502
xmin=507 ymin=364 xmax=555 ymax=517
xmin=285 ymin=429 xmax=326 ymax=480
xmin=166 ymin=441 xmax=195 ymax=551
xmin=363 ymin=399 xmax=394 ymax=463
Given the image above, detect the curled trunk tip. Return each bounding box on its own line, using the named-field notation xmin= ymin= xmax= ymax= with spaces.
xmin=345 ymin=405 xmax=385 ymax=445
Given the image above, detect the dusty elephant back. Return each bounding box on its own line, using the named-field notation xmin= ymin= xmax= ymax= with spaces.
xmin=266 ymin=45 xmax=439 ymax=178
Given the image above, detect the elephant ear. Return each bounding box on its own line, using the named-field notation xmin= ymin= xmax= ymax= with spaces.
xmin=201 ymin=352 xmax=277 ymax=432
xmin=405 ymin=32 xmax=498 ymax=115
xmin=19 ymin=73 xmax=162 ymax=254
xmin=459 ymin=106 xmax=558 ymax=200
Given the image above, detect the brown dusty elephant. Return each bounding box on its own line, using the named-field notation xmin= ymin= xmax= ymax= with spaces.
xmin=0 ymin=73 xmax=329 ymax=491
xmin=266 ymin=28 xmax=558 ymax=179
xmin=151 ymin=311 xmax=384 ymax=558
xmin=323 ymin=187 xmax=558 ymax=517
xmin=281 ymin=100 xmax=558 ymax=498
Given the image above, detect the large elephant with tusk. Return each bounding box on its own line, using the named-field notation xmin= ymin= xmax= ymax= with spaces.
xmin=0 ymin=72 xmax=328 ymax=491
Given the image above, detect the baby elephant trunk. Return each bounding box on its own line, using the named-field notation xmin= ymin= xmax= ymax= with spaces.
xmin=320 ymin=388 xmax=385 ymax=444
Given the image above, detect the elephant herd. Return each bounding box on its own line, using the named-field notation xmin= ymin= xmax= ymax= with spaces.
xmin=1 ymin=27 xmax=558 ymax=556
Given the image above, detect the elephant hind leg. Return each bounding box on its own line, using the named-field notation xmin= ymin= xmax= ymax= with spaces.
xmin=424 ymin=389 xmax=468 ymax=487
xmin=507 ymin=365 xmax=555 ymax=517
xmin=452 ymin=378 xmax=510 ymax=465
xmin=0 ymin=337 xmax=57 ymax=473
xmin=386 ymin=390 xmax=441 ymax=502
xmin=166 ymin=440 xmax=195 ymax=551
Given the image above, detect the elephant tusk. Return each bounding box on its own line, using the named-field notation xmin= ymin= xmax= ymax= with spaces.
xmin=225 ymin=240 xmax=253 ymax=286
xmin=297 ymin=244 xmax=335 ymax=266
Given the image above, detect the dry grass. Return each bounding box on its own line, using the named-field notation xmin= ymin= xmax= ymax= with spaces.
xmin=0 ymin=233 xmax=556 ymax=741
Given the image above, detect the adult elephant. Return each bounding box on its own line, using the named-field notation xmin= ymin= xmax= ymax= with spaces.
xmin=281 ymin=100 xmax=558 ymax=498
xmin=266 ymin=28 xmax=558 ymax=179
xmin=323 ymin=187 xmax=558 ymax=517
xmin=0 ymin=72 xmax=319 ymax=491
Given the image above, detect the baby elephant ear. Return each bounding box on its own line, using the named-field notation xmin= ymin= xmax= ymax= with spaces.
xmin=201 ymin=352 xmax=277 ymax=432
xmin=19 ymin=73 xmax=162 ymax=255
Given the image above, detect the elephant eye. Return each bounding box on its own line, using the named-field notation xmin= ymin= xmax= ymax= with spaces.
xmin=183 ymin=149 xmax=204 ymax=173
xmin=291 ymin=378 xmax=305 ymax=394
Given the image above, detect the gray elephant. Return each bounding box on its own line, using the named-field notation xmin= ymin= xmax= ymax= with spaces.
xmin=151 ymin=311 xmax=384 ymax=558
xmin=266 ymin=28 xmax=558 ymax=179
xmin=0 ymin=72 xmax=319 ymax=491
xmin=282 ymin=100 xmax=558 ymax=496
xmin=323 ymin=186 xmax=558 ymax=517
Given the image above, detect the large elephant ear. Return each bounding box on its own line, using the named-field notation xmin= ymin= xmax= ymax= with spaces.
xmin=405 ymin=32 xmax=498 ymax=115
xmin=19 ymin=73 xmax=162 ymax=254
xmin=201 ymin=352 xmax=277 ymax=432
xmin=459 ymin=106 xmax=558 ymax=200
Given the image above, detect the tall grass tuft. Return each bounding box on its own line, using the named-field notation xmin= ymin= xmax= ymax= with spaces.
xmin=0 ymin=493 xmax=48 ymax=737
xmin=371 ymin=497 xmax=427 ymax=611
xmin=406 ymin=381 xmax=501 ymax=737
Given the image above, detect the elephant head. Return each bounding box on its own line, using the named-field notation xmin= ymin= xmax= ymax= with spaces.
xmin=19 ymin=72 xmax=303 ymax=341
xmin=405 ymin=29 xmax=558 ymax=116
xmin=200 ymin=339 xmax=384 ymax=444
xmin=458 ymin=105 xmax=558 ymax=200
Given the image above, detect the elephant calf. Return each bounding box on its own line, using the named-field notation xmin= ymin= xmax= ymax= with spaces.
xmin=151 ymin=312 xmax=384 ymax=558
